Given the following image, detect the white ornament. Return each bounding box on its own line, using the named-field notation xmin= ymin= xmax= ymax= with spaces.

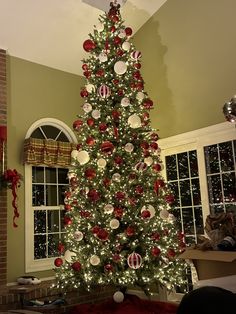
xmin=91 ymin=109 xmax=101 ymax=119
xmin=144 ymin=156 xmax=153 ymax=166
xmin=97 ymin=158 xmax=107 ymax=168
xmin=77 ymin=150 xmax=90 ymax=165
xmin=124 ymin=143 xmax=134 ymax=153
xmin=98 ymin=52 xmax=108 ymax=62
xmin=104 ymin=204 xmax=114 ymax=214
xmin=112 ymin=173 xmax=121 ymax=182
xmin=64 ymin=250 xmax=76 ymax=263
xmin=98 ymin=84 xmax=111 ymax=98
xmin=136 ymin=91 xmax=145 ymax=101
xmin=122 ymin=41 xmax=131 ymax=51
xmin=90 ymin=255 xmax=100 ymax=266
xmin=118 ymin=29 xmax=126 ymax=38
xmin=83 ymin=102 xmax=92 ymax=113
xmin=121 ymin=97 xmax=130 ymax=107
xmin=110 ymin=219 xmax=120 ymax=229
xmin=160 ymin=209 xmax=169 ymax=220
xmin=141 ymin=205 xmax=155 ymax=218
xmin=86 ymin=84 xmax=95 ymax=93
xmin=114 ymin=61 xmax=127 ymax=75
xmin=131 ymin=50 xmax=142 ymax=60
xmin=96 ymin=22 xmax=104 ymax=32
xmin=74 ymin=231 xmax=83 ymax=241
xmin=168 ymin=214 xmax=176 ymax=223
xmin=71 ymin=150 xmax=79 ymax=159
xmin=113 ymin=291 xmax=124 ymax=303
xmin=128 ymin=114 xmax=142 ymax=128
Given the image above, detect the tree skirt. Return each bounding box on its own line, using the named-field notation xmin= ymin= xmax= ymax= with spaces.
xmin=69 ymin=294 xmax=178 ymax=314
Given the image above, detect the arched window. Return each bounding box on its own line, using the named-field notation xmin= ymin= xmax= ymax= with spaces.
xmin=24 ymin=118 xmax=77 ymax=272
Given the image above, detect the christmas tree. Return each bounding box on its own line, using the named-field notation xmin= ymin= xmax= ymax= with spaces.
xmin=54 ymin=1 xmax=187 ymax=296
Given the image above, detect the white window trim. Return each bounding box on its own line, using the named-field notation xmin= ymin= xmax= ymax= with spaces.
xmin=25 ymin=118 xmax=77 ymax=273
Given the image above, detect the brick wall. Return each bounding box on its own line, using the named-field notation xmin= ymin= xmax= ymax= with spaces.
xmin=0 ymin=49 xmax=7 ymax=286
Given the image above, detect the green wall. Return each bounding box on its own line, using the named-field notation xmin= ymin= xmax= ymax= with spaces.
xmin=132 ymin=0 xmax=236 ymax=138
xmin=7 ymin=56 xmax=84 ymax=282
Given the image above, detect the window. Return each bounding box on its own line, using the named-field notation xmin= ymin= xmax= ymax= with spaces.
xmin=25 ymin=118 xmax=77 ymax=272
xmin=159 ymin=122 xmax=235 ymax=300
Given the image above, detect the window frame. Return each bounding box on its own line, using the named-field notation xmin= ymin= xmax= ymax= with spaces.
xmin=25 ymin=118 xmax=77 ymax=273
xmin=158 ymin=121 xmax=235 ymax=301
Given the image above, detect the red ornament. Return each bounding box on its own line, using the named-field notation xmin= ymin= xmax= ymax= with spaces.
xmin=113 ymin=79 xmax=119 ymax=85
xmin=152 ymin=163 xmax=162 ymax=172
xmin=151 ymin=232 xmax=161 ymax=241
xmin=143 ymin=150 xmax=150 ymax=157
xmin=126 ymin=226 xmax=135 ymax=236
xmin=86 ymin=136 xmax=95 ymax=146
xmin=80 ymin=89 xmax=89 ymax=98
xmin=54 ymin=258 xmax=63 ymax=267
xmin=140 ymin=141 xmax=149 ymax=150
xmin=113 ymin=127 xmax=119 ymax=138
xmin=84 ymin=168 xmax=96 ymax=180
xmin=73 ymin=119 xmax=83 ymax=130
xmin=58 ymin=242 xmax=65 ymax=254
xmin=110 ymin=26 xmax=116 ymax=32
xmin=125 ymin=27 xmax=133 ymax=36
xmin=82 ymin=64 xmax=88 ymax=71
xmin=101 ymin=141 xmax=114 ymax=154
xmin=115 ymin=191 xmax=126 ymax=200
xmin=103 ymin=177 xmax=111 ymax=188
xmin=104 ymin=264 xmax=113 ymax=272
xmin=96 ymin=69 xmax=105 ymax=77
xmin=114 ymin=207 xmax=123 ymax=218
xmin=135 ymin=162 xmax=147 ymax=172
xmin=118 ymin=89 xmax=124 ymax=96
xmin=136 ymin=82 xmax=144 ymax=91
xmin=167 ymin=248 xmax=176 ymax=258
xmin=165 ymin=194 xmax=175 ymax=204
xmin=111 ymin=15 xmax=119 ymax=23
xmin=112 ymin=253 xmax=121 ymax=263
xmin=92 ymin=225 xmax=100 ymax=234
xmin=83 ymin=70 xmax=91 ymax=78
xmin=71 ymin=261 xmax=82 ymax=272
xmin=83 ymin=39 xmax=96 ymax=52
xmin=64 ymin=204 xmax=72 ymax=211
xmin=151 ymin=247 xmax=161 ymax=257
xmin=150 ymin=142 xmax=158 ymax=150
xmin=97 ymin=228 xmax=109 ymax=241
xmin=143 ymin=98 xmax=154 ymax=109
xmin=88 ymin=189 xmax=100 ymax=202
xmin=99 ymin=123 xmax=108 ymax=132
xmin=135 ymin=185 xmax=144 ymax=195
xmin=64 ymin=216 xmax=72 ymax=226
xmin=114 ymin=155 xmax=123 ymax=165
xmin=112 ymin=110 xmax=120 ymax=120
xmin=151 ymin=133 xmax=159 ymax=141
xmin=142 ymin=112 xmax=149 ymax=121
xmin=133 ymin=71 xmax=141 ymax=80
xmin=117 ymin=49 xmax=124 ymax=56
xmin=134 ymin=63 xmax=141 ymax=69
xmin=129 ymin=172 xmax=136 ymax=181
xmin=127 ymin=252 xmax=142 ymax=269
xmin=114 ymin=36 xmax=121 ymax=45
xmin=141 ymin=210 xmax=151 ymax=219
xmin=87 ymin=118 xmax=95 ymax=127
xmin=129 ymin=197 xmax=137 ymax=206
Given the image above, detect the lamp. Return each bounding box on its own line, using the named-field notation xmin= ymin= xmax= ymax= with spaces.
xmin=0 ymin=125 xmax=7 ymax=173
xmin=223 ymin=95 xmax=236 ymax=123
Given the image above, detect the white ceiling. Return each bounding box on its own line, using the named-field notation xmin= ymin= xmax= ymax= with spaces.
xmin=0 ymin=0 xmax=167 ymax=75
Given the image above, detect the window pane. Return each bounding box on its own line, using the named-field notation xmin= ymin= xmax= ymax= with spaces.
xmin=58 ymin=168 xmax=68 ymax=183
xmin=194 ymin=207 xmax=204 ymax=234
xmin=219 ymin=141 xmax=234 ymax=172
xmin=34 ymin=235 xmax=46 ymax=259
xmin=46 ymin=168 xmax=56 ymax=183
xmin=32 ymin=185 xmax=45 ymax=206
xmin=165 ymin=155 xmax=177 ymax=181
xmin=191 ymin=178 xmax=201 ymax=205
xmin=205 ymin=144 xmax=219 ymax=174
xmin=34 ymin=210 xmax=46 ymax=233
xmin=210 ymin=204 xmax=224 ymax=215
xmin=48 ymin=234 xmax=60 ymax=257
xmin=58 ymin=185 xmax=68 ymax=204
xmin=32 ymin=166 xmax=44 ymax=183
xmin=189 ymin=150 xmax=198 ymax=177
xmin=222 ymin=173 xmax=236 ymax=203
xmin=48 ymin=210 xmax=59 ymax=232
xmin=46 ymin=185 xmax=57 ymax=206
xmin=207 ymin=174 xmax=222 ymax=204
xmin=169 ymin=182 xmax=180 ymax=206
xmin=182 ymin=207 xmax=194 ymax=235
xmin=178 ymin=152 xmax=189 ymax=179
xmin=180 ymin=180 xmax=192 ymax=206
xmin=41 ymin=125 xmax=60 ymax=140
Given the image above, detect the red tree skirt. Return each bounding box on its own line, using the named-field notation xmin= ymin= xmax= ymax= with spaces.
xmin=69 ymin=294 xmax=178 ymax=314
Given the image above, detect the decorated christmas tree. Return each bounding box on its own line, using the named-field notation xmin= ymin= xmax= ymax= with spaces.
xmin=54 ymin=1 xmax=187 ymax=297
